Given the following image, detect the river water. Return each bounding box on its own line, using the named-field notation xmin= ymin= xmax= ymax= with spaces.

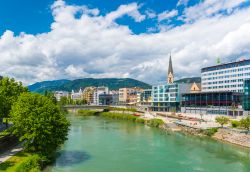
xmin=44 ymin=114 xmax=250 ymax=172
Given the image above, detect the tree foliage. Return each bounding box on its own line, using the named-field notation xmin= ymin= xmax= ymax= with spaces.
xmin=215 ymin=116 xmax=230 ymax=128
xmin=11 ymin=93 xmax=70 ymax=155
xmin=0 ymin=77 xmax=28 ymax=120
xmin=239 ymin=117 xmax=250 ymax=132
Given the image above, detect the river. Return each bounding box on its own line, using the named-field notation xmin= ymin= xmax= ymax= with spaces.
xmin=44 ymin=114 xmax=250 ymax=172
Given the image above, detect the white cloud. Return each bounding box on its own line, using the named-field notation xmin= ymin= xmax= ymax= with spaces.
xmin=177 ymin=0 xmax=189 ymax=6
xmin=182 ymin=0 xmax=247 ymax=22
xmin=105 ymin=3 xmax=145 ymax=23
xmin=0 ymin=0 xmax=250 ymax=85
xmin=158 ymin=10 xmax=178 ymax=22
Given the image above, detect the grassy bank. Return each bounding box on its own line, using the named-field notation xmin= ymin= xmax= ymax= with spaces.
xmin=77 ymin=110 xmax=164 ymax=128
xmin=0 ymin=152 xmax=44 ymax=172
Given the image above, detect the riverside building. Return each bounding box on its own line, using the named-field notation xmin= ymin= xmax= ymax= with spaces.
xmin=201 ymin=59 xmax=250 ymax=93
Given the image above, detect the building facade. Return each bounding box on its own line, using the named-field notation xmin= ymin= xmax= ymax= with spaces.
xmin=118 ymin=87 xmax=143 ymax=105
xmin=151 ymin=83 xmax=191 ymax=112
xmin=201 ymin=59 xmax=250 ymax=93
xmin=181 ymin=91 xmax=243 ymax=116
xmin=83 ymin=87 xmax=96 ymax=104
xmin=93 ymin=86 xmax=109 ymax=105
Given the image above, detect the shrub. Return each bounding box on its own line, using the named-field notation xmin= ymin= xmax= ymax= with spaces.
xmin=135 ymin=118 xmax=145 ymax=124
xmin=77 ymin=109 xmax=99 ymax=116
xmin=204 ymin=128 xmax=218 ymax=137
xmin=147 ymin=119 xmax=164 ymax=127
xmin=15 ymin=154 xmax=42 ymax=172
xmin=231 ymin=120 xmax=240 ymax=128
xmin=108 ymin=107 xmax=137 ymax=112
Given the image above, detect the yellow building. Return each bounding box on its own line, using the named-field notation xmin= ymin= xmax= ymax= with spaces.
xmin=83 ymin=86 xmax=96 ymax=104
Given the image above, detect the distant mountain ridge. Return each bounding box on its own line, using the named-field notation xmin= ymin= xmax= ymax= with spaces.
xmin=175 ymin=77 xmax=201 ymax=84
xmin=28 ymin=78 xmax=152 ymax=94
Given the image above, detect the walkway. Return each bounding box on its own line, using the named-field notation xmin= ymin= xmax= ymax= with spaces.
xmin=0 ymin=144 xmax=23 ymax=164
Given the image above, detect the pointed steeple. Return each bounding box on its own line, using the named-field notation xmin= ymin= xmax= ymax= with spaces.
xmin=167 ymin=53 xmax=174 ymax=84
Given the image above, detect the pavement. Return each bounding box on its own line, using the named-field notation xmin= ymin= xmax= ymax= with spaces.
xmin=0 ymin=144 xmax=23 ymax=164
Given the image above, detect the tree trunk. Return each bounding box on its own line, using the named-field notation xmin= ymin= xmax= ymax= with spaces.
xmin=5 ymin=118 xmax=8 ymax=128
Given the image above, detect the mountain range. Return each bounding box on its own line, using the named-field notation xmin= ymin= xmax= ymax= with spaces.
xmin=28 ymin=78 xmax=152 ymax=94
xmin=28 ymin=77 xmax=201 ymax=94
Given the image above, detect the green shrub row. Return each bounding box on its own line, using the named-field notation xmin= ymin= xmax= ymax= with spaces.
xmin=107 ymin=107 xmax=137 ymax=112
xmin=77 ymin=109 xmax=100 ymax=116
xmin=203 ymin=128 xmax=218 ymax=137
xmin=99 ymin=112 xmax=138 ymax=121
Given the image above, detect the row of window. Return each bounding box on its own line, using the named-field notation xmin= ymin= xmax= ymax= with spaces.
xmin=153 ymin=98 xmax=177 ymax=102
xmin=203 ymin=84 xmax=244 ymax=89
xmin=202 ymin=66 xmax=250 ymax=75
xmin=202 ymin=73 xmax=250 ymax=81
xmin=202 ymin=79 xmax=244 ymax=85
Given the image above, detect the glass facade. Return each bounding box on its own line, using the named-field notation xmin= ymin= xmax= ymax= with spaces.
xmin=182 ymin=92 xmax=242 ymax=107
xmin=243 ymin=79 xmax=250 ymax=110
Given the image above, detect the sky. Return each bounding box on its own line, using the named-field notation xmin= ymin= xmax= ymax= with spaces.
xmin=0 ymin=0 xmax=250 ymax=85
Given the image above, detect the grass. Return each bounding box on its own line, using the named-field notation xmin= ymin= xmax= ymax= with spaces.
xmin=0 ymin=152 xmax=42 ymax=172
xmin=203 ymin=128 xmax=218 ymax=137
xmin=107 ymin=107 xmax=137 ymax=112
xmin=77 ymin=109 xmax=100 ymax=116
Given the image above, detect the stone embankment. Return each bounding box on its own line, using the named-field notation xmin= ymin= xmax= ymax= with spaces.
xmin=213 ymin=128 xmax=250 ymax=148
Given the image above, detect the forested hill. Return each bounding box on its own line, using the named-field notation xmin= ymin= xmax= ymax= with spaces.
xmin=28 ymin=78 xmax=151 ymax=94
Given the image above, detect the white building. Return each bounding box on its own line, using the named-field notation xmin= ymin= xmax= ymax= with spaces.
xmin=54 ymin=91 xmax=69 ymax=101
xmin=71 ymin=88 xmax=83 ymax=100
xmin=93 ymin=87 xmax=109 ymax=105
xmin=201 ymin=59 xmax=250 ymax=93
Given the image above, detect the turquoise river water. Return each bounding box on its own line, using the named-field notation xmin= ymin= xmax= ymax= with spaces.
xmin=44 ymin=114 xmax=250 ymax=172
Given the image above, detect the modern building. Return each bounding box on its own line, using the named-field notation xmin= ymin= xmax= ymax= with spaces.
xmin=151 ymin=83 xmax=192 ymax=112
xmin=99 ymin=94 xmax=113 ymax=105
xmin=181 ymin=91 xmax=243 ymax=116
xmin=54 ymin=91 xmax=69 ymax=101
xmin=201 ymin=59 xmax=250 ymax=93
xmin=93 ymin=86 xmax=109 ymax=105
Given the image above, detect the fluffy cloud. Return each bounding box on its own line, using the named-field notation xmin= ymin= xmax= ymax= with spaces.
xmin=0 ymin=0 xmax=250 ymax=85
xmin=182 ymin=0 xmax=248 ymax=22
xmin=158 ymin=10 xmax=178 ymax=22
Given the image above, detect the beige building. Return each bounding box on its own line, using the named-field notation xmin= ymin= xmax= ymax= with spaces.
xmin=83 ymin=86 xmax=96 ymax=104
xmin=119 ymin=87 xmax=144 ymax=105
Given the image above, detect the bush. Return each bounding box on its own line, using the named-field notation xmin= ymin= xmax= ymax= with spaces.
xmin=135 ymin=118 xmax=145 ymax=124
xmin=99 ymin=112 xmax=138 ymax=121
xmin=108 ymin=107 xmax=137 ymax=112
xmin=15 ymin=154 xmax=42 ymax=172
xmin=77 ymin=109 xmax=100 ymax=116
xmin=204 ymin=128 xmax=218 ymax=137
xmin=147 ymin=119 xmax=164 ymax=127
xmin=231 ymin=120 xmax=240 ymax=128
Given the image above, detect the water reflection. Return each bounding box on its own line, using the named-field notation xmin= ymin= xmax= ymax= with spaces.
xmin=55 ymin=151 xmax=91 ymax=167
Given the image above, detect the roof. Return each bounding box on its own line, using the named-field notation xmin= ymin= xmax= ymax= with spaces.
xmin=201 ymin=59 xmax=250 ymax=72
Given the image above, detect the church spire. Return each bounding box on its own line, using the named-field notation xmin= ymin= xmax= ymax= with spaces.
xmin=167 ymin=53 xmax=174 ymax=84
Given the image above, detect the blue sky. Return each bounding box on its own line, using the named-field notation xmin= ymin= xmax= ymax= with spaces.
xmin=0 ymin=0 xmax=250 ymax=85
xmin=0 ymin=0 xmax=197 ymax=35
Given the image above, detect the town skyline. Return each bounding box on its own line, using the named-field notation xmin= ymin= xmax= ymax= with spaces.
xmin=0 ymin=0 xmax=250 ymax=85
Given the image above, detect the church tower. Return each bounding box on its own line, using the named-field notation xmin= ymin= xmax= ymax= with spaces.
xmin=167 ymin=53 xmax=174 ymax=84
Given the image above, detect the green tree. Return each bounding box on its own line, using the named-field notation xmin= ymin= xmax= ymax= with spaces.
xmin=0 ymin=77 xmax=28 ymax=127
xmin=215 ymin=116 xmax=230 ymax=128
xmin=44 ymin=90 xmax=57 ymax=104
xmin=11 ymin=93 xmax=70 ymax=155
xmin=239 ymin=117 xmax=250 ymax=132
